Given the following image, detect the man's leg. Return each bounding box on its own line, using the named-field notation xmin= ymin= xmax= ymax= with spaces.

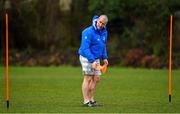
xmin=82 ymin=75 xmax=92 ymax=103
xmin=89 ymin=75 xmax=100 ymax=102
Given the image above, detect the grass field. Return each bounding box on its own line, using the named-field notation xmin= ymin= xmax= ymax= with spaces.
xmin=0 ymin=66 xmax=180 ymax=113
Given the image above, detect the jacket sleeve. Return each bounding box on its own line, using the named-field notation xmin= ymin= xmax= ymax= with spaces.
xmin=81 ymin=30 xmax=95 ymax=63
xmin=102 ymin=46 xmax=108 ymax=60
xmin=102 ymin=32 xmax=108 ymax=60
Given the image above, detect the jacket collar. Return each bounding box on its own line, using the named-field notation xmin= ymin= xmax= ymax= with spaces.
xmin=93 ymin=18 xmax=98 ymax=30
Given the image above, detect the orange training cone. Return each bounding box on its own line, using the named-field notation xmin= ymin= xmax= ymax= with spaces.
xmin=100 ymin=64 xmax=107 ymax=74
xmin=95 ymin=64 xmax=107 ymax=74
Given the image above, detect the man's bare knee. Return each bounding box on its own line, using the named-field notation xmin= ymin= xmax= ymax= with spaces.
xmin=94 ymin=75 xmax=101 ymax=83
xmin=83 ymin=75 xmax=93 ymax=83
xmin=89 ymin=84 xmax=95 ymax=91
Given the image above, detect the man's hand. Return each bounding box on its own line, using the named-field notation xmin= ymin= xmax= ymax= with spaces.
xmin=92 ymin=61 xmax=101 ymax=70
xmin=103 ymin=59 xmax=108 ymax=66
xmin=92 ymin=61 xmax=98 ymax=69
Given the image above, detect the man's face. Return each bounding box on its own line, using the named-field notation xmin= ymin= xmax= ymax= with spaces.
xmin=96 ymin=17 xmax=107 ymax=30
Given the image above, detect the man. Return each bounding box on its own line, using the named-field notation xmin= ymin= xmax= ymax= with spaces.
xmin=78 ymin=15 xmax=109 ymax=107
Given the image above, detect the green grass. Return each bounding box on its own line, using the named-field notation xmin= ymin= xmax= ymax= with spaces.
xmin=0 ymin=66 xmax=180 ymax=113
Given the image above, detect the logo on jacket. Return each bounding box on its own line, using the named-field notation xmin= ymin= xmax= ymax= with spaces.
xmin=103 ymin=37 xmax=105 ymax=41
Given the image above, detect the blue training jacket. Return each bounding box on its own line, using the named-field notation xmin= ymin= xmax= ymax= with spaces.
xmin=78 ymin=15 xmax=108 ymax=63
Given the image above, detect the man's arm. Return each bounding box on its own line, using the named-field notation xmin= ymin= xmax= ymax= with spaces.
xmin=102 ymin=32 xmax=108 ymax=65
xmin=102 ymin=46 xmax=108 ymax=65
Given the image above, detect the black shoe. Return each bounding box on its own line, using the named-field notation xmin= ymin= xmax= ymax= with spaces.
xmin=90 ymin=101 xmax=102 ymax=107
xmin=90 ymin=101 xmax=97 ymax=106
xmin=83 ymin=101 xmax=93 ymax=107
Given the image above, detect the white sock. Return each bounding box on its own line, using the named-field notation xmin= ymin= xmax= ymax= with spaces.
xmin=84 ymin=100 xmax=89 ymax=104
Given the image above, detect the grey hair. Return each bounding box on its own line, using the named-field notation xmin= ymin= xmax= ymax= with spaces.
xmin=99 ymin=15 xmax=108 ymax=23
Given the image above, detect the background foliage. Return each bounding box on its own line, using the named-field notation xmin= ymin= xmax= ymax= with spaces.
xmin=0 ymin=0 xmax=180 ymax=68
